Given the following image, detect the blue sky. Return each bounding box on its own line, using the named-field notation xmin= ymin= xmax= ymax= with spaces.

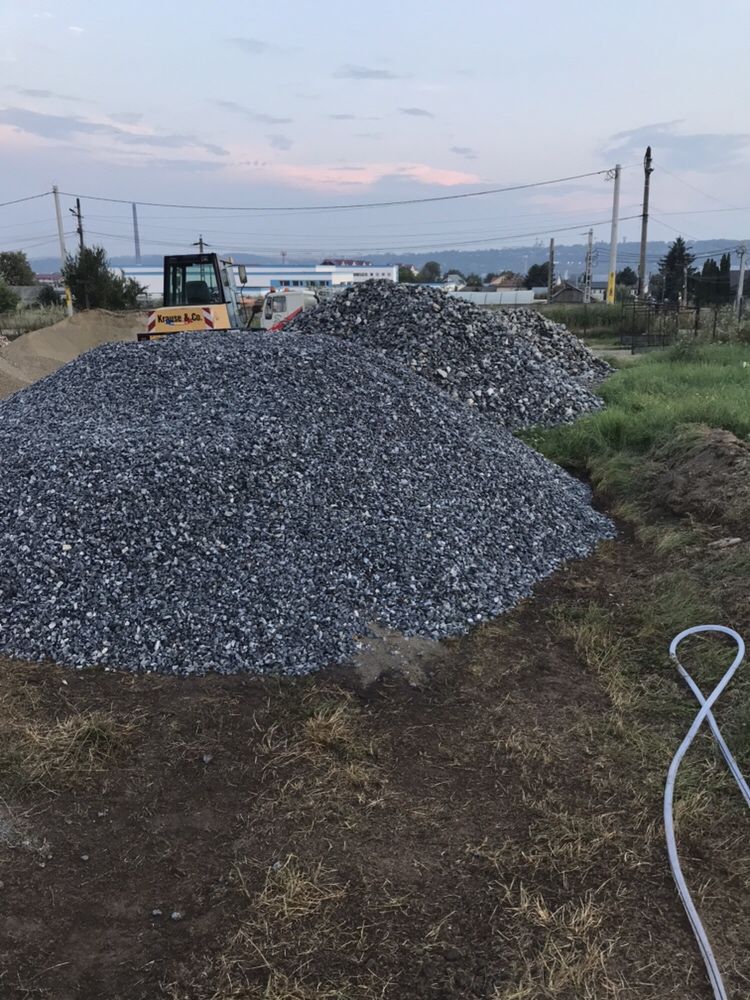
xmin=1 ymin=0 xmax=749 ymax=259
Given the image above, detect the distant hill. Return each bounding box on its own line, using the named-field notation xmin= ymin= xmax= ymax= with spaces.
xmin=30 ymin=239 xmax=748 ymax=278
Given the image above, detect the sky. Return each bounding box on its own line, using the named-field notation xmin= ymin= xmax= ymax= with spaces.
xmin=1 ymin=0 xmax=750 ymax=262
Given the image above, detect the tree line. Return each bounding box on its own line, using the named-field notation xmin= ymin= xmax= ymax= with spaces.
xmin=649 ymin=237 xmax=735 ymax=304
xmin=0 ymin=246 xmax=144 ymax=313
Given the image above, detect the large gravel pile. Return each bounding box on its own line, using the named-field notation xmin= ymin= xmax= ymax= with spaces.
xmin=288 ymin=281 xmax=609 ymax=428
xmin=0 ymin=332 xmax=613 ymax=675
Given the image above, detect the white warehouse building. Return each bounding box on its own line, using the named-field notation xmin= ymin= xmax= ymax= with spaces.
xmin=120 ymin=261 xmax=398 ymax=300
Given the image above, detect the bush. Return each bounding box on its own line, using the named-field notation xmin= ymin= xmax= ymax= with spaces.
xmin=36 ymin=284 xmax=61 ymax=307
xmin=0 ymin=280 xmax=20 ymax=312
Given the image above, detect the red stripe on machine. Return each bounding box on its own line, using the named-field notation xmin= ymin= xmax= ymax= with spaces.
xmin=270 ymin=307 xmax=302 ymax=332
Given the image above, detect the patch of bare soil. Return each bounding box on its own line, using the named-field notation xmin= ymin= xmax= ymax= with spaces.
xmin=1 ymin=528 xmax=747 ymax=999
xmin=650 ymin=425 xmax=750 ymax=535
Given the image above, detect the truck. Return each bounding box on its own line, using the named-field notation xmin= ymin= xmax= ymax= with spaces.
xmin=138 ymin=252 xmax=319 ymax=341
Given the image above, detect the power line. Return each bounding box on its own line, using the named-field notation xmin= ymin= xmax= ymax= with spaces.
xmin=650 ymin=204 xmax=750 ymax=217
xmin=87 ymin=213 xmax=643 ymax=256
xmin=657 ymin=166 xmax=740 ymax=210
xmin=57 ymin=169 xmax=617 ymax=214
xmin=0 ymin=191 xmax=51 ymax=209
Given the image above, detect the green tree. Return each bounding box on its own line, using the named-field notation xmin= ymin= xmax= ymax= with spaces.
xmin=416 ymin=260 xmax=441 ymax=283
xmin=616 ymin=266 xmax=638 ymax=287
xmin=0 ymin=250 xmax=36 ymax=285
xmin=699 ymin=258 xmax=721 ymax=304
xmin=37 ymin=284 xmax=61 ymax=307
xmin=0 ymin=280 xmax=20 ymax=312
xmin=648 ymin=272 xmax=664 ymax=301
xmin=62 ymin=246 xmax=145 ymax=310
xmin=465 ymin=273 xmax=483 ymax=290
xmin=657 ymin=237 xmax=696 ymax=303
xmin=719 ymin=252 xmax=732 ymax=301
xmin=398 ymin=266 xmax=416 ymax=283
xmin=524 ymin=261 xmax=549 ymax=289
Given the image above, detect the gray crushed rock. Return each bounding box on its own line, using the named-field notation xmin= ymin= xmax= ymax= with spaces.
xmin=0 ymin=332 xmax=613 ymax=676
xmin=288 ymin=280 xmax=610 ymax=428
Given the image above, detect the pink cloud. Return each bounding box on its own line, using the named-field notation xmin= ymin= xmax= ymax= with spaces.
xmin=233 ymin=160 xmax=479 ymax=190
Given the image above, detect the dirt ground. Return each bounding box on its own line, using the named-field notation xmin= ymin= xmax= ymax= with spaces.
xmin=0 ymin=310 xmax=145 ymax=398
xmin=1 ymin=519 xmax=748 ymax=1000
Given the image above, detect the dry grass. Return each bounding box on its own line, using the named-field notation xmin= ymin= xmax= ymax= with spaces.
xmin=262 ymin=690 xmax=385 ymax=815
xmin=249 ymin=856 xmax=347 ymax=924
xmin=1 ymin=708 xmax=140 ymax=789
xmin=166 ymin=855 xmax=385 ymax=1000
xmin=492 ymin=884 xmax=625 ymax=1000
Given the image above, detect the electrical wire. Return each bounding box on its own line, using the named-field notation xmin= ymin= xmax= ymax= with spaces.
xmin=57 ymin=168 xmax=616 ymax=213
xmin=657 ymin=166 xmax=741 ymax=210
xmin=85 ymin=214 xmax=643 ymax=257
xmin=665 ymin=625 xmax=747 ymax=1000
xmin=0 ymin=191 xmax=51 ymax=209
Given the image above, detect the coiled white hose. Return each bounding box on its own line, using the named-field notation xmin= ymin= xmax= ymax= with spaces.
xmin=665 ymin=625 xmax=747 ymax=1000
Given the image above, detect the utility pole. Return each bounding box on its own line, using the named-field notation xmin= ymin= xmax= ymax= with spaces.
xmin=682 ymin=264 xmax=689 ymax=308
xmin=736 ymin=243 xmax=746 ymax=319
xmin=607 ymin=163 xmax=621 ymax=303
xmin=547 ymin=238 xmax=555 ymax=301
xmin=193 ymin=235 xmax=206 ymax=253
xmin=637 ymin=146 xmax=654 ymax=299
xmin=583 ymin=228 xmax=593 ymax=303
xmin=52 ymin=184 xmax=73 ymax=316
xmin=131 ymin=203 xmax=141 ymax=264
xmin=69 ymin=197 xmax=84 ymax=251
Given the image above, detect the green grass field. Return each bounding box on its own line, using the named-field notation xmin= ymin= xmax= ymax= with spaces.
xmin=527 ymin=343 xmax=750 ymax=485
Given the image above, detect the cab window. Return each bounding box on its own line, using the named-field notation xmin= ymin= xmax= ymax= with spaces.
xmin=164 ymin=257 xmax=222 ymax=306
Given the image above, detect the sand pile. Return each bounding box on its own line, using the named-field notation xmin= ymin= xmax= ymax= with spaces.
xmin=0 ymin=310 xmax=145 ymax=399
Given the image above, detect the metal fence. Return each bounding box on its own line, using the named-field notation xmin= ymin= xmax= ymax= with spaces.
xmin=619 ymin=301 xmax=747 ymax=353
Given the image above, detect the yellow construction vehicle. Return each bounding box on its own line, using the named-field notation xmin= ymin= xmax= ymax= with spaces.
xmin=138 ymin=252 xmax=319 ymax=341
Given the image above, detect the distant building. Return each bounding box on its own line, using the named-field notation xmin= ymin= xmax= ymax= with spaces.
xmin=489 ymin=273 xmax=524 ymax=289
xmin=442 ymin=271 xmax=466 ymax=290
xmin=320 ymin=258 xmax=372 ymax=267
xmin=549 ymin=281 xmax=585 ymax=304
xmin=395 ymin=263 xmax=419 ymax=277
xmin=589 ymin=279 xmax=609 ymax=302
xmin=119 ymin=262 xmax=398 ymax=301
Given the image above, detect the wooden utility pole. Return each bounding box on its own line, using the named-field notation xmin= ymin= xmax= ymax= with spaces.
xmin=637 ymin=146 xmax=654 ymax=299
xmin=607 ymin=164 xmax=621 ymax=303
xmin=547 ymin=238 xmax=555 ymax=301
xmin=69 ymin=197 xmax=84 ymax=251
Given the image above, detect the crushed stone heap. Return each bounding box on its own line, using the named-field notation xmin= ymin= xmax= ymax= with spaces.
xmin=288 ymin=280 xmax=610 ymax=428
xmin=0 ymin=332 xmax=614 ymax=675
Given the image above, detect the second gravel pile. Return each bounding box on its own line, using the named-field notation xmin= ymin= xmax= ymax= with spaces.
xmin=288 ymin=281 xmax=609 ymax=428
xmin=0 ymin=332 xmax=613 ymax=675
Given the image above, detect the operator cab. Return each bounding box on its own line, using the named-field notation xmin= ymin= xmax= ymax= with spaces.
xmin=164 ymin=253 xmax=226 ymax=306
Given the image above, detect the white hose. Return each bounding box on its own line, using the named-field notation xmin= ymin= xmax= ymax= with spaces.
xmin=665 ymin=625 xmax=747 ymax=1000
